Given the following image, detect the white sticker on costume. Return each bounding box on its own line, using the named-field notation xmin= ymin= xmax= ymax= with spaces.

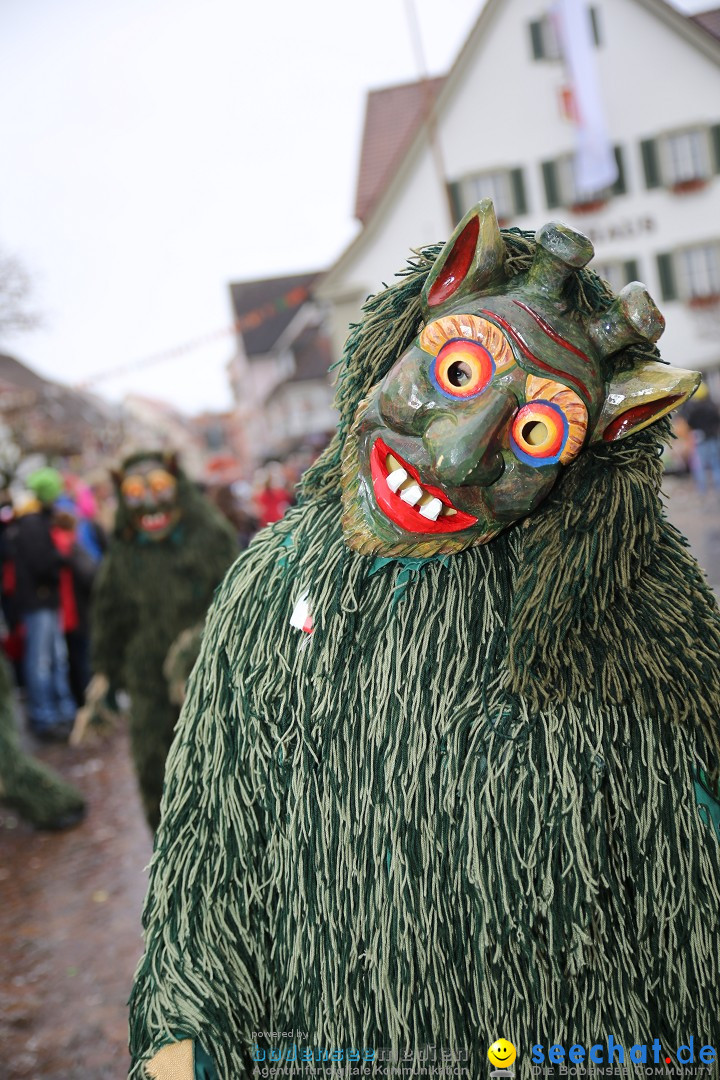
xmin=290 ymin=591 xmax=313 ymax=634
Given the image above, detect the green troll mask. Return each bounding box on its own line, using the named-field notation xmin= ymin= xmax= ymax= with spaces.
xmin=87 ymin=449 xmax=238 ymax=831
xmin=342 ymin=199 xmax=698 ymax=557
xmin=129 ymin=205 xmax=720 ymax=1080
xmin=113 ymin=451 xmax=183 ymax=542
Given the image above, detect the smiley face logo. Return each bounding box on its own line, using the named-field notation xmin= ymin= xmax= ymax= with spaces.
xmin=488 ymin=1039 xmax=517 ymax=1069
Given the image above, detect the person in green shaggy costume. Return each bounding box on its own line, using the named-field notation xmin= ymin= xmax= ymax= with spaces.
xmin=129 ymin=206 xmax=720 ymax=1080
xmin=88 ymin=451 xmax=237 ymax=831
xmin=0 ymin=652 xmax=85 ymax=829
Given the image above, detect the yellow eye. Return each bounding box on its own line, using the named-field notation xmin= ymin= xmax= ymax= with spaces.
xmin=524 ymin=375 xmax=588 ymax=464
xmin=511 ymin=402 xmax=568 ymax=464
xmin=147 ymin=469 xmax=175 ymax=494
xmin=419 ymin=314 xmax=515 ymax=371
xmin=431 ymin=339 xmax=494 ymax=398
xmin=121 ymin=476 xmax=145 ymax=503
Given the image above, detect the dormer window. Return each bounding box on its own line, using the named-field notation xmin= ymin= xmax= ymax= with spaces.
xmin=529 ymin=6 xmax=601 ymax=60
xmin=529 ymin=13 xmax=563 ymax=60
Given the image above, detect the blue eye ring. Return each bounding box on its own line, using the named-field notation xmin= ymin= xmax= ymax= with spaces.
xmin=510 ymin=400 xmax=569 ymax=467
xmin=429 ymin=339 xmax=495 ymax=400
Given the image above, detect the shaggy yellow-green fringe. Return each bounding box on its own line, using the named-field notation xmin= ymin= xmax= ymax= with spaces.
xmin=0 ymin=655 xmax=85 ymax=827
xmin=129 ymin=236 xmax=720 ymax=1080
xmin=92 ymin=469 xmax=237 ymax=830
xmin=129 ymin=502 xmax=720 ymax=1079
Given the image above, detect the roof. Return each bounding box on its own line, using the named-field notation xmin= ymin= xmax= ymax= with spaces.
xmin=319 ymin=0 xmax=720 ymax=299
xmin=288 ymin=325 xmax=333 ymax=383
xmin=354 ymin=76 xmax=446 ymax=224
xmin=352 ymin=4 xmax=720 ymax=229
xmin=0 ymin=352 xmax=49 ymax=392
xmin=692 ymin=7 xmax=720 ymax=40
xmin=229 ymin=271 xmax=320 ymax=356
xmin=0 ymin=351 xmax=116 ymax=452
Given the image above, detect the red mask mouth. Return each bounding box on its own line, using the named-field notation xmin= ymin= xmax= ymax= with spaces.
xmin=369 ymin=438 xmax=478 ymax=534
xmin=139 ymin=511 xmax=172 ymax=533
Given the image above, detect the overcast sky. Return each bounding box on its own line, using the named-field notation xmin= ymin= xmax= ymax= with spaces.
xmin=0 ymin=0 xmax=710 ymax=414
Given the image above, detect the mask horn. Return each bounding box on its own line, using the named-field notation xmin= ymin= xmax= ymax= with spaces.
xmin=526 ymin=222 xmax=594 ymax=302
xmin=421 ymin=199 xmax=507 ymax=316
xmin=588 ymin=282 xmax=665 ymax=357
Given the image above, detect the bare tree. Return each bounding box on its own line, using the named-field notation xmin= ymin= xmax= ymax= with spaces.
xmin=0 ymin=247 xmax=40 ymax=337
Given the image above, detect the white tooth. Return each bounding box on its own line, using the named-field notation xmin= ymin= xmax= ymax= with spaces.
xmin=419 ymin=498 xmax=443 ymax=521
xmin=386 ymin=468 xmax=408 ymax=493
xmin=400 ymin=482 xmax=422 ymax=506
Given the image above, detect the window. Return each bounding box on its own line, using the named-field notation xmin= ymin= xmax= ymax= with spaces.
xmin=592 ymin=259 xmax=640 ymax=295
xmin=664 ymin=130 xmax=711 ymax=185
xmin=657 ymin=243 xmax=720 ymax=304
xmin=678 ymin=245 xmax=720 ymax=300
xmin=641 ymin=124 xmax=720 ymax=191
xmin=529 ymin=13 xmax=562 ymax=60
xmin=542 ymin=146 xmax=626 ymax=210
xmin=529 ymin=6 xmax=601 ymax=60
xmin=449 ymin=168 xmax=527 ymax=226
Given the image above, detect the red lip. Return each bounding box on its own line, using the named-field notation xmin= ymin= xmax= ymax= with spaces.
xmin=140 ymin=512 xmax=171 ymax=532
xmin=369 ymin=438 xmax=478 ymax=534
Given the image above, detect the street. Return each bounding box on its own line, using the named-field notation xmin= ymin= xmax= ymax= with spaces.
xmin=1 ymin=474 xmax=720 ymax=1080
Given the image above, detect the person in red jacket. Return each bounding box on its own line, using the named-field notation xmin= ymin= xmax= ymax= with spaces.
xmin=50 ymin=508 xmax=97 ymax=706
xmin=10 ymin=469 xmax=77 ymax=740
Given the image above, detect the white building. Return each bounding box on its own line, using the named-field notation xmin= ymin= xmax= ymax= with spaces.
xmin=227 ymin=273 xmax=337 ymax=468
xmin=317 ymin=0 xmax=720 ymax=386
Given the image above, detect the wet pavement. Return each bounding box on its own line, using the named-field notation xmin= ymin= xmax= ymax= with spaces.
xmin=662 ymin=473 xmax=720 ymax=594
xmin=1 ymin=473 xmax=720 ymax=1080
xmin=0 ymin=727 xmax=152 ymax=1079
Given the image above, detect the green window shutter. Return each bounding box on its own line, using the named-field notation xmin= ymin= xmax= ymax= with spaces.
xmin=710 ymin=123 xmax=720 ymax=174
xmin=624 ymin=259 xmax=640 ymax=284
xmin=510 ymin=167 xmax=528 ymax=216
xmin=641 ymin=138 xmax=661 ymax=189
xmin=542 ymin=160 xmax=560 ymax=209
xmin=656 ymin=253 xmax=677 ymax=301
xmin=612 ymin=145 xmax=627 ymax=195
xmin=447 ymin=181 xmax=465 ymax=225
xmin=589 ymin=6 xmax=602 ymax=46
xmin=529 ymin=20 xmax=544 ymax=59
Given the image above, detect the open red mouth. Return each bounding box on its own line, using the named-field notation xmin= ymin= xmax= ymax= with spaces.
xmin=369 ymin=438 xmax=478 ymax=534
xmin=139 ymin=511 xmax=172 ymax=533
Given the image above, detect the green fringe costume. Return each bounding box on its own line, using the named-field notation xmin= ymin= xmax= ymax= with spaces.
xmin=129 ymin=236 xmax=720 ymax=1078
xmin=92 ymin=461 xmax=237 ymax=830
xmin=0 ymin=653 xmax=85 ymax=829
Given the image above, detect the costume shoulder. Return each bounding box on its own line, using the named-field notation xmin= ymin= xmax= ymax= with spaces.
xmin=165 ymin=484 xmax=238 ymax=588
xmin=128 ymin=500 xmax=346 ymax=1077
xmin=91 ymin=540 xmax=139 ymax=682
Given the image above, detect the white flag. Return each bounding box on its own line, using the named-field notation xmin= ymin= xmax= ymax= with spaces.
xmin=554 ymin=0 xmax=618 ymax=197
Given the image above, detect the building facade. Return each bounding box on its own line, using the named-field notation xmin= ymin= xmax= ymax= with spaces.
xmin=227 ymin=273 xmax=337 ymax=469
xmin=317 ymin=0 xmax=720 ymax=387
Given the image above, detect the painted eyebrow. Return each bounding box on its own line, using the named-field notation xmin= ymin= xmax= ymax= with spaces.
xmin=480 ymin=305 xmax=591 ymax=403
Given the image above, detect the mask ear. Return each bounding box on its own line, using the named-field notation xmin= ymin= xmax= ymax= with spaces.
xmin=163 ymin=451 xmax=180 ymax=476
xmin=110 ymin=468 xmax=123 ymax=492
xmin=421 ymin=199 xmax=507 ymax=316
xmin=592 ymin=361 xmax=700 ymax=443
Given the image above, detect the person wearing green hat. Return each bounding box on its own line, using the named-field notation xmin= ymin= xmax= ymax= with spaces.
xmin=9 ymin=467 xmax=77 ymax=739
xmin=26 ymin=466 xmax=64 ymax=505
